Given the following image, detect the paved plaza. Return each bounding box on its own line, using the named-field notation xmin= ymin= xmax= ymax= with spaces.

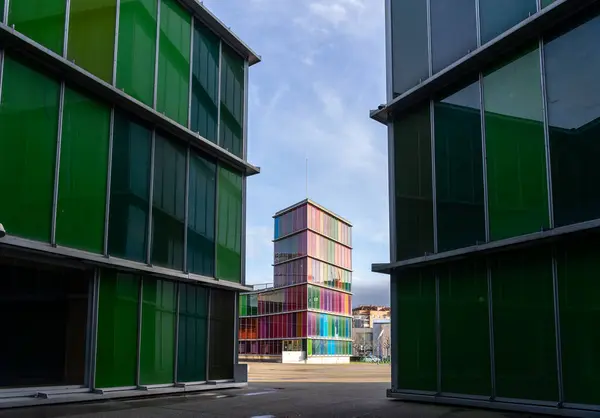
xmin=0 ymin=363 xmax=549 ymax=418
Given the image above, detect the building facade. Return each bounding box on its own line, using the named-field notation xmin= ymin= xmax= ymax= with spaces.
xmin=352 ymin=305 xmax=391 ymax=328
xmin=372 ymin=0 xmax=600 ymax=416
xmin=0 ymin=0 xmax=259 ymax=403
xmin=238 ymin=199 xmax=353 ymax=363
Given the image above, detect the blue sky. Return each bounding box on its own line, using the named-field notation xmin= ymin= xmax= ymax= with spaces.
xmin=204 ymin=0 xmax=390 ymax=306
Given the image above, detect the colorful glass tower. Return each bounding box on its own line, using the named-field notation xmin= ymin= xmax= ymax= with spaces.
xmin=238 ymin=199 xmax=353 ymax=363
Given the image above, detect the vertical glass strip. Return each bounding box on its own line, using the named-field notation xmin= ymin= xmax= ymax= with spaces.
xmin=556 ymin=235 xmax=600 ymax=406
xmin=483 ymin=47 xmax=549 ymax=241
xmin=140 ymin=277 xmax=176 ymax=385
xmin=151 ymin=133 xmax=186 ymax=270
xmin=216 ymin=165 xmax=242 ymax=282
xmin=209 ymin=289 xmax=235 ymax=380
xmin=108 ymin=111 xmax=152 ymax=263
xmin=8 ymin=0 xmax=66 ymax=55
xmin=394 ymin=106 xmax=434 ymax=260
xmin=439 ymin=260 xmax=491 ymax=395
xmin=95 ymin=270 xmax=139 ymax=388
xmin=219 ymin=44 xmax=244 ymax=157
xmin=116 ymin=0 xmax=157 ymax=106
xmin=0 ymin=56 xmax=59 ymax=243
xmin=187 ymin=150 xmax=216 ymax=277
xmin=190 ymin=19 xmax=219 ymax=143
xmin=67 ymin=0 xmax=117 ymax=83
xmin=57 ymin=87 xmax=110 ymax=253
xmin=491 ymin=247 xmax=558 ymax=401
xmin=396 ymin=268 xmax=437 ymax=391
xmin=177 ymin=283 xmax=208 ymax=382
xmin=435 ymin=81 xmax=485 ymax=251
xmin=156 ymin=0 xmax=191 ymax=127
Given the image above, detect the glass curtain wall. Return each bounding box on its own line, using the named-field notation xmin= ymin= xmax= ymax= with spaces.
xmin=95 ymin=270 xmax=224 ymax=387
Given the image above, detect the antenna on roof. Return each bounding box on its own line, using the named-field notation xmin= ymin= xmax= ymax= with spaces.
xmin=305 ymin=157 xmax=309 ymax=199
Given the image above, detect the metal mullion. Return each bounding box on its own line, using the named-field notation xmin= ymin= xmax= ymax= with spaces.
xmin=216 ymin=40 xmax=223 ymax=146
xmin=112 ymin=0 xmax=121 ymax=86
xmin=152 ymin=0 xmax=161 ymax=109
xmin=479 ymin=73 xmax=490 ymax=242
xmin=63 ymin=0 xmax=71 ymax=58
xmin=103 ymin=108 xmax=115 ymax=256
xmin=214 ymin=162 xmax=220 ymax=276
xmin=89 ymin=270 xmax=100 ymax=389
xmin=551 ymin=247 xmax=564 ymax=405
xmin=475 ymin=0 xmax=482 ymax=47
xmin=51 ymin=83 xmax=66 ymax=246
xmin=426 ymin=0 xmax=432 ymax=77
xmin=2 ymin=0 xmax=8 ymax=22
xmin=136 ymin=278 xmax=144 ymax=387
xmin=183 ymin=146 xmax=190 ymax=272
xmin=206 ymin=288 xmax=212 ymax=380
xmin=430 ymin=100 xmax=438 ymax=253
xmin=174 ymin=282 xmax=181 ymax=383
xmin=487 ymin=262 xmax=496 ymax=399
xmin=242 ymin=60 xmax=249 ymax=160
xmin=233 ymin=291 xmax=239 ymax=365
xmin=539 ymin=38 xmax=554 ymax=229
xmin=435 ymin=273 xmax=441 ymax=394
xmin=187 ymin=18 xmax=194 ymax=129
xmin=0 ymin=50 xmax=4 ymax=104
xmin=147 ymin=132 xmax=156 ymax=265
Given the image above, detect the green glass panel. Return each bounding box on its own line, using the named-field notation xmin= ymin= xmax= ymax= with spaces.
xmin=57 ymin=88 xmax=110 ymax=253
xmin=484 ymin=48 xmax=549 ymax=241
xmin=435 ymin=81 xmax=485 ymax=252
xmin=542 ymin=0 xmax=555 ymax=7
xmin=95 ymin=270 xmax=139 ymax=388
xmin=68 ymin=0 xmax=116 ymax=83
xmin=156 ymin=0 xmax=191 ymax=127
xmin=220 ymin=44 xmax=244 ymax=157
xmin=8 ymin=0 xmax=65 ymax=54
xmin=0 ymin=57 xmax=59 ymax=242
xmin=395 ymin=269 xmax=437 ymax=391
xmin=216 ymin=166 xmax=242 ymax=282
xmin=394 ymin=107 xmax=434 ymax=260
xmin=177 ymin=283 xmax=208 ymax=382
xmin=491 ymin=248 xmax=558 ymax=401
xmin=390 ymin=0 xmax=429 ymax=97
xmin=439 ymin=260 xmax=490 ymax=395
xmin=108 ymin=112 xmax=151 ymax=263
xmin=209 ymin=289 xmax=235 ymax=380
xmin=187 ymin=151 xmax=216 ymax=276
xmin=140 ymin=277 xmax=176 ymax=385
xmin=545 ymin=14 xmax=600 ymax=227
xmin=116 ymin=0 xmax=157 ymax=105
xmin=151 ymin=134 xmax=185 ymax=270
xmin=479 ymin=0 xmax=537 ymax=44
xmin=0 ymin=0 xmax=4 ymax=22
xmin=190 ymin=20 xmax=219 ymax=143
xmin=557 ymin=234 xmax=600 ymax=405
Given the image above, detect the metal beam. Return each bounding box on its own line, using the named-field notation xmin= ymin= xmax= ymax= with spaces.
xmin=0 ymin=23 xmax=260 ymax=176
xmin=0 ymin=234 xmax=253 ymax=292
xmin=372 ymin=217 xmax=600 ymax=274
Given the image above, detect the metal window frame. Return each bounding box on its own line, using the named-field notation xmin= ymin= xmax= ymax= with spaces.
xmin=103 ymin=108 xmax=115 ymax=256
xmin=146 ymin=131 xmax=156 ymax=265
xmin=112 ymin=0 xmax=120 ymax=86
xmin=50 ymin=82 xmax=66 ymax=246
xmin=135 ymin=277 xmax=144 ymax=387
xmin=479 ymin=73 xmax=490 ymax=242
xmin=539 ymin=38 xmax=554 ymax=228
xmin=152 ymin=0 xmax=161 ymax=109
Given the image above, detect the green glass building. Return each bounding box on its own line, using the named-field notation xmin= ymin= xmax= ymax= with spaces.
xmin=372 ymin=0 xmax=600 ymax=416
xmin=0 ymin=0 xmax=259 ymax=402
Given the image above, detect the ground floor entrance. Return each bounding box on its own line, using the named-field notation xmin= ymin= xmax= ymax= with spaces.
xmin=0 ymin=257 xmax=92 ymax=390
xmin=0 ymin=250 xmax=244 ymax=407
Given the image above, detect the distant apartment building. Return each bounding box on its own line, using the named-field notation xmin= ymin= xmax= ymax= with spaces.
xmin=352 ymin=305 xmax=390 ymax=328
xmin=238 ymin=199 xmax=353 ymax=363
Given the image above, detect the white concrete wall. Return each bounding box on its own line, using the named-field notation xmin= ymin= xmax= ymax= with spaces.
xmin=282 ymin=351 xmax=307 ymax=363
xmin=306 ymin=356 xmax=350 ymax=364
